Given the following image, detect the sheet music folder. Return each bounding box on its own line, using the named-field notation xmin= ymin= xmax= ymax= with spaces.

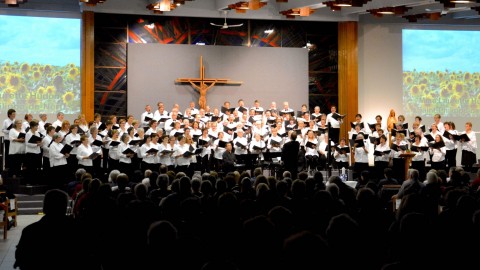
xmin=60 ymin=144 xmax=73 ymax=154
xmin=331 ymin=113 xmax=346 ymax=121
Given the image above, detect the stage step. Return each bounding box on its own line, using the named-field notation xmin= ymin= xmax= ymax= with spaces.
xmin=15 ymin=194 xmax=73 ymax=215
xmin=15 ymin=194 xmax=44 ymax=215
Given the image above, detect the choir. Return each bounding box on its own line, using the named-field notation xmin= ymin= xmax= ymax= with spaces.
xmin=1 ymin=102 xmax=478 ymax=187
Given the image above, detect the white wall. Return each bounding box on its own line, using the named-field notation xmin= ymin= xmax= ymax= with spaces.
xmin=127 ymin=44 xmax=309 ymax=119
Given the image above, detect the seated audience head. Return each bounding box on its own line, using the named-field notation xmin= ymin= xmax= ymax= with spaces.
xmin=43 ymin=189 xmax=69 ymax=217
xmin=108 ymin=169 xmax=121 ymax=184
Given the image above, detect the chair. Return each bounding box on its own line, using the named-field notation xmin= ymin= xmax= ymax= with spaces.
xmin=391 ymin=194 xmax=401 ymax=213
xmin=5 ymin=198 xmax=17 ymax=227
xmin=0 ymin=203 xmax=9 ymax=239
xmin=0 ymin=191 xmax=16 ymax=228
xmin=378 ymin=184 xmax=401 ymax=212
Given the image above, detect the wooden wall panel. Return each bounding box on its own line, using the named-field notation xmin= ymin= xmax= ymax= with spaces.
xmin=81 ymin=11 xmax=95 ymax=121
xmin=338 ymin=22 xmax=358 ymax=143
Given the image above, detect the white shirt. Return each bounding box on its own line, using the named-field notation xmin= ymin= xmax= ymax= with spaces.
xmin=173 ymin=143 xmax=191 ymax=166
xmin=77 ymin=143 xmax=94 ymax=167
xmin=305 ymin=138 xmax=319 ymax=157
xmin=267 ymin=135 xmax=283 ymax=153
xmin=326 ymin=113 xmax=342 ymax=128
xmin=42 ymin=135 xmax=53 ymax=158
xmin=2 ymin=118 xmax=15 ymax=140
xmin=429 ymin=146 xmax=446 ymax=162
xmin=8 ymin=129 xmax=25 ymax=155
xmin=443 ymin=130 xmax=458 ymax=150
xmin=354 ymin=140 xmax=369 ymax=163
xmin=214 ymin=139 xmax=228 ymax=159
xmin=334 ymin=145 xmax=350 ymax=163
xmin=25 ymin=130 xmax=42 ymax=154
xmin=65 ymin=133 xmax=81 ymax=155
xmin=460 ymin=131 xmax=477 ymax=153
xmin=374 ymin=143 xmax=391 ymax=162
xmin=141 ymin=111 xmax=154 ymax=128
xmin=49 ymin=141 xmax=67 ymax=167
xmin=233 ymin=136 xmax=249 ymax=155
xmin=52 ymin=119 xmax=63 ymax=129
xmin=38 ymin=120 xmax=47 ymax=137
xmin=157 ymin=143 xmax=172 ymax=165
xmin=118 ymin=142 xmax=133 ymax=164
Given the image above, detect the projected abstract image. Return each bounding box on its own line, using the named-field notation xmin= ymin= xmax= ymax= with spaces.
xmin=402 ymin=29 xmax=480 ymax=117
xmin=0 ymin=15 xmax=81 ymax=114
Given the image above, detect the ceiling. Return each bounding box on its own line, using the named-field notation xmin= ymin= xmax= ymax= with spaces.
xmin=2 ymin=0 xmax=480 ymax=24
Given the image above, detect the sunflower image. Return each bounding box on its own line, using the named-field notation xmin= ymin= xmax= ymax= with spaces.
xmin=405 ymin=102 xmax=418 ymax=114
xmin=437 ymin=72 xmax=444 ymax=80
xmin=464 ymin=72 xmax=472 ymax=81
xmin=440 ymin=87 xmax=452 ymax=98
xmin=404 ymin=74 xmax=414 ymax=85
xmin=410 ymin=85 xmax=422 ymax=96
xmin=20 ymin=63 xmax=29 ymax=74
xmin=69 ymin=63 xmax=76 ymax=69
xmin=37 ymin=86 xmax=46 ymax=95
xmin=474 ymin=79 xmax=480 ymax=87
xmin=68 ymin=67 xmax=79 ymax=80
xmin=445 ymin=82 xmax=454 ymax=91
xmin=3 ymin=95 xmax=14 ymax=106
xmin=7 ymin=74 xmax=21 ymax=89
xmin=453 ymin=81 xmax=465 ymax=96
xmin=32 ymin=71 xmax=41 ymax=81
xmin=4 ymin=87 xmax=16 ymax=94
xmin=449 ymin=95 xmax=460 ymax=109
xmin=26 ymin=93 xmax=40 ymax=106
xmin=2 ymin=66 xmax=10 ymax=73
xmin=0 ymin=75 xmax=6 ymax=86
xmin=43 ymin=64 xmax=52 ymax=74
xmin=46 ymin=86 xmax=56 ymax=95
xmin=17 ymin=84 xmax=27 ymax=95
xmin=468 ymin=99 xmax=478 ymax=111
xmin=422 ymin=94 xmax=435 ymax=110
xmin=419 ymin=77 xmax=428 ymax=85
xmin=53 ymin=75 xmax=64 ymax=90
xmin=62 ymin=91 xmax=75 ymax=105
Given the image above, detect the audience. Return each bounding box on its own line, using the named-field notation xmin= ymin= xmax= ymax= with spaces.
xmin=13 ymin=165 xmax=480 ymax=270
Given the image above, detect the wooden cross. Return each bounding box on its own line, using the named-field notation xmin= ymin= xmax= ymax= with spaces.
xmin=175 ymin=56 xmax=242 ymax=110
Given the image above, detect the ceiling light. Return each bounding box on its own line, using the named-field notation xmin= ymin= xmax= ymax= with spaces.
xmin=146 ymin=0 xmax=194 ymax=13
xmin=378 ymin=10 xmax=394 ymax=15
xmin=279 ymin=6 xmax=316 ymax=18
xmin=334 ymin=0 xmax=352 ymax=7
xmin=79 ymin=0 xmax=107 ymax=6
xmin=264 ymin=29 xmax=274 ymax=34
xmin=450 ymin=0 xmax=472 ymax=3
xmin=2 ymin=0 xmax=27 ymax=7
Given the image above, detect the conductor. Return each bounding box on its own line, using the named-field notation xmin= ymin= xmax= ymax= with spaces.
xmin=281 ymin=131 xmax=300 ymax=180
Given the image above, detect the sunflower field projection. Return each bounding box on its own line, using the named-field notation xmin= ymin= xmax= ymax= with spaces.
xmin=0 ymin=15 xmax=81 ymax=114
xmin=402 ymin=29 xmax=480 ymax=118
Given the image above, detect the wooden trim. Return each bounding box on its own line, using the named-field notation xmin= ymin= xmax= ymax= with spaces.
xmin=81 ymin=11 xmax=95 ymax=121
xmin=338 ymin=21 xmax=358 ymax=143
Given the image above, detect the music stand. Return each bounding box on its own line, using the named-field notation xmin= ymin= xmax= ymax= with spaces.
xmin=264 ymin=151 xmax=283 ymax=178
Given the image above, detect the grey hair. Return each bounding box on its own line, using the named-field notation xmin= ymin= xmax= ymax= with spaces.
xmin=108 ymin=169 xmax=121 ymax=183
xmin=52 ymin=133 xmax=62 ymax=140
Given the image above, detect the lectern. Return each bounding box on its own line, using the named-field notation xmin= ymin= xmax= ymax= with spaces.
xmin=399 ymin=152 xmax=416 ymax=181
